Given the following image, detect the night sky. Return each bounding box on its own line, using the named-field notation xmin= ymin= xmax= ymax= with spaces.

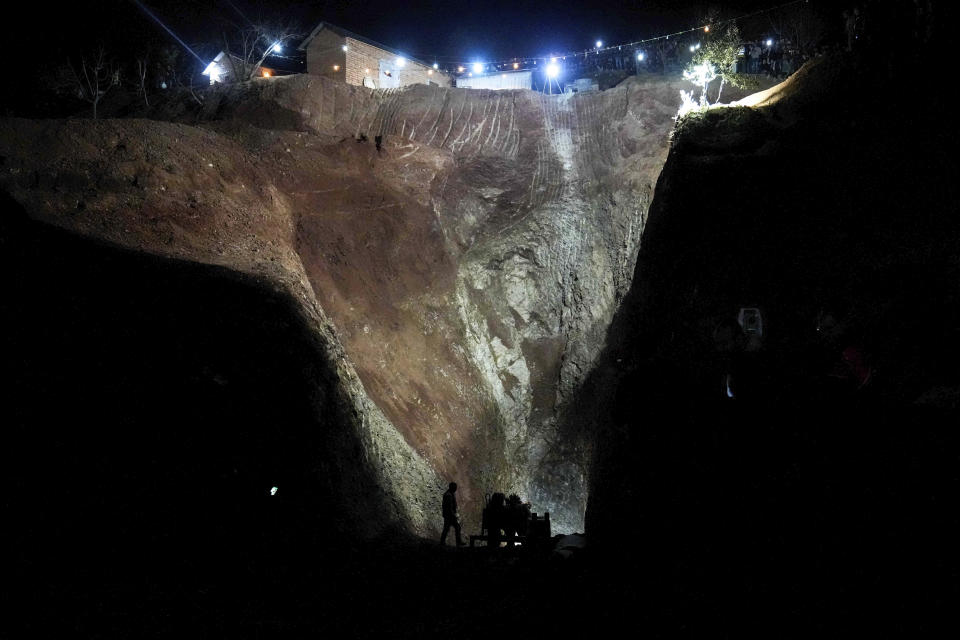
xmin=18 ymin=0 xmax=799 ymax=72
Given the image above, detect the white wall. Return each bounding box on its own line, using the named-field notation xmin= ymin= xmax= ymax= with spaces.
xmin=456 ymin=70 xmax=532 ymax=90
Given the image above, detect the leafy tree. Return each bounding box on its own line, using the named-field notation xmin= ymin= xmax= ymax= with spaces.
xmin=685 ymin=22 xmax=754 ymax=105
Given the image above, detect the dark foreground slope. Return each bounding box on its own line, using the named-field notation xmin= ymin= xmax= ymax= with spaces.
xmin=1 ymin=198 xmax=416 ymax=636
xmin=583 ymin=54 xmax=960 ymax=633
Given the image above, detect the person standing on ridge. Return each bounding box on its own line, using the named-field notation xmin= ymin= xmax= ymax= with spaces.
xmin=440 ymin=482 xmax=466 ymax=546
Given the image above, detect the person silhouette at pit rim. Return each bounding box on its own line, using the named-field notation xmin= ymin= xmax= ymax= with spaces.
xmin=440 ymin=482 xmax=466 ymax=546
xmin=485 ymin=492 xmax=507 ymax=551
xmin=503 ymin=493 xmax=530 ymax=548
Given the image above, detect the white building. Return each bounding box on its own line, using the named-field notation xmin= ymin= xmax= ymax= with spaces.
xmin=456 ymin=70 xmax=533 ymax=90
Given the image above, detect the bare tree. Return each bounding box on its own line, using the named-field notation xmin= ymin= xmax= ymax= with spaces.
xmin=768 ymin=2 xmax=826 ymax=57
xmin=217 ymin=16 xmax=300 ymax=82
xmin=135 ymin=55 xmax=150 ymax=107
xmin=62 ymin=46 xmax=119 ymax=119
xmin=152 ymin=45 xmax=206 ymax=105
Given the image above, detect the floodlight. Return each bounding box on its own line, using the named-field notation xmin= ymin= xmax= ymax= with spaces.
xmin=342 ymin=45 xmax=348 ymax=52
xmin=433 ymin=62 xmax=439 ymax=69
xmin=397 ymin=56 xmax=406 ymax=67
xmin=202 ymin=61 xmax=222 ymax=84
xmin=546 ymin=63 xmax=559 ymax=78
xmin=596 ymin=40 xmax=603 ymax=48
xmin=473 ymin=62 xmax=483 ymax=74
xmin=637 ymin=52 xmax=644 ymax=61
xmin=766 ymin=39 xmax=773 ymax=46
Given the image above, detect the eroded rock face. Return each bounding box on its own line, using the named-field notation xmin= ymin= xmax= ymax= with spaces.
xmin=1 ymin=73 xmax=686 ymax=533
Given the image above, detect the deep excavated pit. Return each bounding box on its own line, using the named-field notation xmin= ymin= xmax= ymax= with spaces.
xmin=1 ymin=72 xmax=715 ymax=535
xmin=6 ymin=50 xmax=960 ymax=635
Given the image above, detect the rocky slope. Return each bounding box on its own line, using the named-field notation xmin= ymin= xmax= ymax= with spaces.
xmin=1 ymin=72 xmax=701 ymax=533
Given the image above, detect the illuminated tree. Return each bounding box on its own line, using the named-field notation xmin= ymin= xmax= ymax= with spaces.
xmin=685 ymin=22 xmax=753 ymax=105
xmin=683 ymin=62 xmax=717 ymax=107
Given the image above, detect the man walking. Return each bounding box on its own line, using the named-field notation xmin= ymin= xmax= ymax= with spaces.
xmin=440 ymin=482 xmax=466 ymax=546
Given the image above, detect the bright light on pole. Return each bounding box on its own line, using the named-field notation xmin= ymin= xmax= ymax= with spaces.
xmin=202 ymin=61 xmax=222 ymax=84
xmin=472 ymin=62 xmax=483 ymax=74
xmin=272 ymin=42 xmax=282 ymax=53
xmin=766 ymin=39 xmax=773 ymax=46
xmin=433 ymin=62 xmax=439 ymax=69
xmin=637 ymin=52 xmax=644 ymax=61
xmin=546 ymin=63 xmax=559 ymax=78
xmin=595 ymin=40 xmax=603 ymax=48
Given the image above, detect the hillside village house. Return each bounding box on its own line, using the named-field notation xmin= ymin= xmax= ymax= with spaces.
xmin=298 ymin=22 xmax=452 ymax=89
xmin=202 ymin=50 xmax=275 ymax=84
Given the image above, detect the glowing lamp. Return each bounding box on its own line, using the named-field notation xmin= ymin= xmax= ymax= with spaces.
xmin=690 ymin=45 xmax=696 ymax=52
xmin=704 ymin=25 xmax=710 ymax=32
xmin=433 ymin=62 xmax=439 ymax=69
xmin=458 ymin=66 xmax=465 ymax=73
xmin=546 ymin=63 xmax=559 ymax=78
xmin=513 ymin=62 xmax=519 ymax=69
xmin=364 ymin=68 xmax=370 ymax=73
xmin=595 ymin=40 xmax=603 ymax=48
xmin=342 ymin=45 xmax=348 ymax=52
xmin=396 ymin=56 xmax=406 ymax=67
xmin=262 ymin=70 xmax=271 ymax=77
xmin=766 ymin=39 xmax=773 ymax=46
xmin=272 ymin=42 xmax=282 ymax=53
xmin=270 ymin=486 xmax=278 ymax=496
xmin=550 ymin=57 xmax=557 ymax=63
xmin=473 ymin=62 xmax=483 ymax=74
xmin=637 ymin=52 xmax=644 ymax=61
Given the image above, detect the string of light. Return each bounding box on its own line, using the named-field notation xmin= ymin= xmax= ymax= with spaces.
xmin=401 ymin=0 xmax=808 ymax=73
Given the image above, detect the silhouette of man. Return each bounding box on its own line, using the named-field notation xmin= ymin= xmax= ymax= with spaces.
xmin=440 ymin=482 xmax=466 ymax=546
